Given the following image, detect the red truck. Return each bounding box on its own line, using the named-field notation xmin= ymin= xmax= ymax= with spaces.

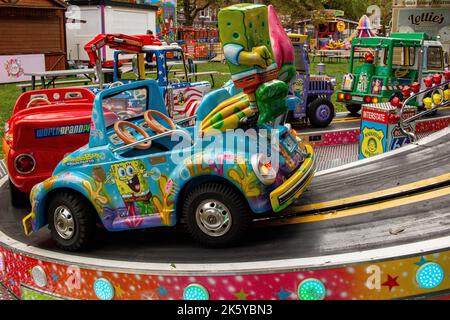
xmin=2 ymin=87 xmax=96 ymax=206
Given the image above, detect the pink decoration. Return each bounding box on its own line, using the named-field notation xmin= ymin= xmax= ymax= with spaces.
xmin=356 ymin=15 xmax=375 ymax=38
xmin=268 ymin=5 xmax=294 ymax=67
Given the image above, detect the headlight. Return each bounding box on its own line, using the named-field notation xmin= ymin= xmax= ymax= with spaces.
xmin=251 ymin=154 xmax=277 ymax=186
xmin=330 ymin=78 xmax=337 ymax=87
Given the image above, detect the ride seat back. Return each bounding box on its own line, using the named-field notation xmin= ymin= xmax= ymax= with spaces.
xmin=14 ymin=88 xmax=95 ymax=113
xmin=196 ymin=88 xmax=232 ymax=123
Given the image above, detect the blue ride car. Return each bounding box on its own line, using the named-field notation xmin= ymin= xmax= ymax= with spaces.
xmin=23 ymin=80 xmax=316 ymax=250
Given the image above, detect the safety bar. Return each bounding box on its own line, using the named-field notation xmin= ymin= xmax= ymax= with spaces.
xmin=399 ymin=79 xmax=450 ymax=143
xmin=112 ymin=129 xmax=193 ymax=153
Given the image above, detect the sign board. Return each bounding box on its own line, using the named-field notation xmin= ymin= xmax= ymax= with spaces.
xmin=397 ymin=8 xmax=450 ymax=41
xmin=393 ymin=6 xmax=450 ymax=53
xmin=337 ymin=21 xmax=346 ymax=32
xmin=0 ymin=54 xmax=45 ymax=84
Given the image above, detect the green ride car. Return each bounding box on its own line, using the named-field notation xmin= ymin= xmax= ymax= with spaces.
xmin=337 ymin=32 xmax=449 ymax=115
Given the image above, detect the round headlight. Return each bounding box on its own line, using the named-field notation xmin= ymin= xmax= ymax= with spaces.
xmin=251 ymin=154 xmax=277 ymax=186
xmin=330 ymin=78 xmax=337 ymax=87
xmin=14 ymin=154 xmax=36 ymax=175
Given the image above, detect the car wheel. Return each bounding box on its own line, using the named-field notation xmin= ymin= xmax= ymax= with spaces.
xmin=308 ymin=98 xmax=335 ymax=128
xmin=9 ymin=179 xmax=28 ymax=208
xmin=48 ymin=191 xmax=96 ymax=251
xmin=346 ymin=104 xmax=361 ymax=115
xmin=182 ymin=182 xmax=251 ymax=248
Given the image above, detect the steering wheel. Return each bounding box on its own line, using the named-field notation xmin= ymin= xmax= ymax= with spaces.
xmin=27 ymin=97 xmax=51 ymax=109
xmin=109 ymin=81 xmax=124 ymax=88
xmin=114 ymin=121 xmax=152 ymax=150
xmin=169 ymin=78 xmax=181 ymax=85
xmin=394 ymin=68 xmax=409 ymax=78
xmin=117 ymin=110 xmax=139 ymax=120
xmin=144 ymin=110 xmax=176 ymax=134
xmin=133 ymin=89 xmax=147 ymax=101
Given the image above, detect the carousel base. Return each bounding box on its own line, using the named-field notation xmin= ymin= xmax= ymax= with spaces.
xmin=1 ymin=117 xmax=450 ymax=300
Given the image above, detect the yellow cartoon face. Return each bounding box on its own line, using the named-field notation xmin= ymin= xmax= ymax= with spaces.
xmin=110 ymin=160 xmax=149 ymax=201
xmin=368 ymin=138 xmax=377 ymax=153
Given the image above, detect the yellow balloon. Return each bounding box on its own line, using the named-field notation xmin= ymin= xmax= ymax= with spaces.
xmin=423 ymin=97 xmax=433 ymax=110
xmin=432 ymin=93 xmax=442 ymax=105
xmin=444 ymin=89 xmax=450 ymax=101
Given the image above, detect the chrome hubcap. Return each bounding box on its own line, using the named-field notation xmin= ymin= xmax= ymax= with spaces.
xmin=196 ymin=200 xmax=232 ymax=237
xmin=317 ymin=105 xmax=330 ymax=120
xmin=54 ymin=206 xmax=75 ymax=240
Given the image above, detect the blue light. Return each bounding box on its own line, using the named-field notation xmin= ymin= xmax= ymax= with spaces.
xmin=183 ymin=284 xmax=209 ymax=300
xmin=298 ymin=278 xmax=326 ymax=300
xmin=94 ymin=278 xmax=115 ymax=300
xmin=416 ymin=262 xmax=445 ymax=289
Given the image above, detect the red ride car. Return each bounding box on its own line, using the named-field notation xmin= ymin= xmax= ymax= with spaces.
xmin=2 ymin=87 xmax=96 ymax=207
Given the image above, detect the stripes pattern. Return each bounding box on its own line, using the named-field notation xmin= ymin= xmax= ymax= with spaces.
xmin=172 ymin=87 xmax=203 ymax=117
xmin=0 ymin=160 xmax=7 ymax=179
xmin=382 ymin=85 xmax=403 ymax=91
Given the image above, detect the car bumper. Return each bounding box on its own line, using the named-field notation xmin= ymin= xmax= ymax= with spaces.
xmin=270 ymin=144 xmax=316 ymax=213
xmin=22 ymin=212 xmax=34 ymax=236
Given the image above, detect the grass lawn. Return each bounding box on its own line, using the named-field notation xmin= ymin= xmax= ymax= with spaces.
xmin=0 ymin=59 xmax=348 ymax=158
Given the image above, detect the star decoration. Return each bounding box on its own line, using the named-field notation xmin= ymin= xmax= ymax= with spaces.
xmin=51 ymin=272 xmax=59 ymax=282
xmin=382 ymin=275 xmax=400 ymax=292
xmin=114 ymin=285 xmax=125 ymax=298
xmin=156 ymin=285 xmax=169 ymax=297
xmin=275 ymin=288 xmax=291 ymax=300
xmin=415 ymin=256 xmax=430 ymax=267
xmin=234 ymin=289 xmax=249 ymax=300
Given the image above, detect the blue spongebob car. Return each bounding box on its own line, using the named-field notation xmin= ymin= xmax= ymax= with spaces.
xmin=23 ymin=80 xmax=316 ymax=251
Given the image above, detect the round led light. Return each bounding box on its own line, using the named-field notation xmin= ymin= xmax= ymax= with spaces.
xmin=31 ymin=266 xmax=47 ymax=288
xmin=416 ymin=262 xmax=444 ymax=289
xmin=183 ymin=284 xmax=209 ymax=300
xmin=298 ymin=278 xmax=326 ymax=300
xmin=94 ymin=278 xmax=115 ymax=300
xmin=0 ymin=252 xmax=5 ymax=272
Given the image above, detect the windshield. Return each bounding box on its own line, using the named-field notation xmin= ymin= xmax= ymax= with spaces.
xmin=102 ymin=87 xmax=148 ymax=127
xmin=427 ymin=47 xmax=443 ymax=70
xmin=386 ymin=46 xmax=416 ymax=67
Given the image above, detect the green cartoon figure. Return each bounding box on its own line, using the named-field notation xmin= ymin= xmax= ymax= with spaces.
xmin=218 ymin=3 xmax=289 ymax=125
xmin=109 ymin=160 xmax=153 ymax=217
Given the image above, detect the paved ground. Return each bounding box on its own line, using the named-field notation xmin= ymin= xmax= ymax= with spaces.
xmin=0 ymin=284 xmax=16 ymax=300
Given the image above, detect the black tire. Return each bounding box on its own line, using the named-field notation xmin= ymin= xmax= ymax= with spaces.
xmin=308 ymin=98 xmax=335 ymax=128
xmin=47 ymin=191 xmax=96 ymax=251
xmin=346 ymin=104 xmax=361 ymax=115
xmin=182 ymin=182 xmax=251 ymax=248
xmin=9 ymin=179 xmax=28 ymax=208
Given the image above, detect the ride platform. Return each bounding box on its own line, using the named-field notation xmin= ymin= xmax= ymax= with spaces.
xmin=1 ymin=111 xmax=450 ymax=300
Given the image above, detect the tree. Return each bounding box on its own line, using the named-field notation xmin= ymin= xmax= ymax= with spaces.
xmin=262 ymin=0 xmax=324 ymax=29
xmin=321 ymin=0 xmax=366 ymax=21
xmin=178 ymin=0 xmax=223 ymax=27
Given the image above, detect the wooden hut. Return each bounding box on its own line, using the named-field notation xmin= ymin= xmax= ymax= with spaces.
xmin=0 ymin=0 xmax=68 ymax=70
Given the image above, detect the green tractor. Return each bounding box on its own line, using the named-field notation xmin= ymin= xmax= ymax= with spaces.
xmin=337 ymin=33 xmax=449 ymax=115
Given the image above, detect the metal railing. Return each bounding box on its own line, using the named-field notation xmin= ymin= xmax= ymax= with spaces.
xmin=399 ymin=80 xmax=450 ymax=143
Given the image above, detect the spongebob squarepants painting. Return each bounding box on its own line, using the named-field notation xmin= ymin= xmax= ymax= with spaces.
xmin=109 ymin=160 xmax=153 ymax=226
